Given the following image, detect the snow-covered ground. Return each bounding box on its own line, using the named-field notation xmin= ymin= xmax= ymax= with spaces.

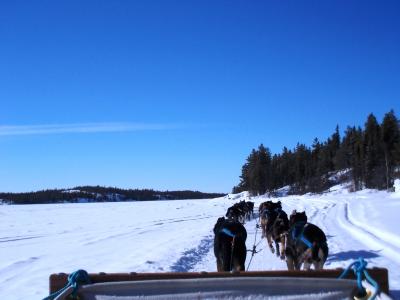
xmin=1 ymin=185 xmax=400 ymax=299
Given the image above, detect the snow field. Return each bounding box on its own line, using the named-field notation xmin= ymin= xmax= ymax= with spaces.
xmin=1 ymin=186 xmax=399 ymax=299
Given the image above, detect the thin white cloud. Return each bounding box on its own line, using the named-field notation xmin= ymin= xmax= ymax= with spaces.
xmin=0 ymin=122 xmax=181 ymax=136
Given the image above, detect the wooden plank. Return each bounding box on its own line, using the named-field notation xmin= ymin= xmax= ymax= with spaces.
xmin=49 ymin=268 xmax=389 ymax=295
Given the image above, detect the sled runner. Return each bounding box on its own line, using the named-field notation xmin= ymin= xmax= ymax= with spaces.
xmin=47 ymin=267 xmax=391 ymax=300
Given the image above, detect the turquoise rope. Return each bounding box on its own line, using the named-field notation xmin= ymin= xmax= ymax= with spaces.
xmin=43 ymin=269 xmax=91 ymax=300
xmin=338 ymin=257 xmax=379 ymax=300
xmin=299 ymin=234 xmax=313 ymax=248
xmin=363 ymin=266 xmax=380 ymax=300
xmin=221 ymin=228 xmax=236 ymax=238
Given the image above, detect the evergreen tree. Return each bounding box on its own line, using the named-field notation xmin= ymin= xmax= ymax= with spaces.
xmin=292 ymin=143 xmax=312 ymax=193
xmin=233 ymin=110 xmax=399 ymax=195
xmin=233 ymin=149 xmax=257 ymax=193
xmin=381 ymin=110 xmax=400 ymax=189
xmin=345 ymin=126 xmax=364 ymax=190
xmin=308 ymin=138 xmax=328 ymax=192
xmin=311 ymin=138 xmax=322 ymax=175
xmin=281 ymin=147 xmax=295 ymax=187
xmin=338 ymin=126 xmax=357 ymax=170
xmin=270 ymin=154 xmax=283 ymax=190
xmin=253 ymin=144 xmax=272 ymax=195
xmin=330 ymin=125 xmax=341 ymax=169
xmin=363 ymin=114 xmax=385 ymax=189
xmin=233 ymin=145 xmax=272 ymax=195
xmin=247 ymin=149 xmax=259 ymax=195
xmin=317 ymin=142 xmax=332 ymax=176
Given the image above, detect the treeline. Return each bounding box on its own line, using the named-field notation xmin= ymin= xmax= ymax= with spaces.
xmin=233 ymin=110 xmax=400 ymax=195
xmin=77 ymin=186 xmax=224 ymax=201
xmin=0 ymin=186 xmax=225 ymax=204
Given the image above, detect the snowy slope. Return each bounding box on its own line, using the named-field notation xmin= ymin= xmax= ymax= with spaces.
xmin=1 ymin=186 xmax=399 ymax=299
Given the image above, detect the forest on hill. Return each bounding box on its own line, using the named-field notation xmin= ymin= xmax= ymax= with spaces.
xmin=233 ymin=110 xmax=400 ymax=195
xmin=0 ymin=186 xmax=225 ymax=205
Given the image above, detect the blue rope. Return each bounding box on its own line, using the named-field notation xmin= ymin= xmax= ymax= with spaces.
xmin=338 ymin=257 xmax=379 ymax=300
xmin=299 ymin=234 xmax=313 ymax=248
xmin=43 ymin=269 xmax=91 ymax=300
xmin=364 ymin=269 xmax=380 ymax=299
xmin=221 ymin=228 xmax=236 ymax=238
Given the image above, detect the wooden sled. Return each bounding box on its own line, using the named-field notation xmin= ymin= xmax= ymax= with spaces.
xmin=48 ymin=268 xmax=391 ymax=299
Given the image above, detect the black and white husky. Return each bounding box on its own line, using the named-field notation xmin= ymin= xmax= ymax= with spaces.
xmin=285 ymin=211 xmax=329 ymax=270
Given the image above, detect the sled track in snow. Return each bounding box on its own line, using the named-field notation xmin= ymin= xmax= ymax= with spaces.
xmin=0 ymin=235 xmax=43 ymax=243
xmin=345 ymin=203 xmax=400 ymax=250
xmin=339 ymin=202 xmax=400 ymax=265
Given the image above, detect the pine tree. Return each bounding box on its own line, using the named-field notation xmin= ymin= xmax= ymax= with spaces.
xmin=330 ymin=125 xmax=341 ymax=169
xmin=344 ymin=126 xmax=364 ymax=190
xmin=238 ymin=149 xmax=257 ymax=193
xmin=317 ymin=142 xmax=332 ymax=176
xmin=311 ymin=138 xmax=322 ymax=175
xmin=363 ymin=114 xmax=385 ymax=189
xmin=292 ymin=143 xmax=312 ymax=193
xmin=334 ymin=127 xmax=351 ymax=171
xmin=254 ymin=144 xmax=272 ymax=195
xmin=281 ymin=147 xmax=295 ymax=186
xmin=247 ymin=149 xmax=260 ymax=195
xmin=233 ymin=110 xmax=399 ymax=194
xmin=381 ymin=110 xmax=400 ymax=189
xmin=308 ymin=138 xmax=327 ymax=192
xmin=270 ymin=154 xmax=284 ymax=190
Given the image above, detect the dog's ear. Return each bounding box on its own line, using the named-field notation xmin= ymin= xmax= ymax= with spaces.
xmin=213 ymin=222 xmax=218 ymax=234
xmin=300 ymin=211 xmax=307 ymax=222
xmin=289 ymin=213 xmax=296 ymax=225
xmin=214 ymin=217 xmax=225 ymax=234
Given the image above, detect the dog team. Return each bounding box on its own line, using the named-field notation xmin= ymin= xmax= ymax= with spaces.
xmin=213 ymin=199 xmax=328 ymax=272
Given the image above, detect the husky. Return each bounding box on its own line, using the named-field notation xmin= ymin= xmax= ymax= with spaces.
xmin=213 ymin=217 xmax=247 ymax=272
xmin=285 ymin=211 xmax=329 ymax=270
xmin=259 ymin=201 xmax=289 ymax=259
xmin=226 ymin=201 xmax=254 ymax=224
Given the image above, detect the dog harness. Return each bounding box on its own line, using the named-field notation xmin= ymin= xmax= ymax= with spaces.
xmin=221 ymin=228 xmax=236 ymax=238
xmin=220 ymin=227 xmax=237 ymax=271
xmin=261 ymin=208 xmax=270 ymax=218
xmin=292 ymin=222 xmax=313 ymax=248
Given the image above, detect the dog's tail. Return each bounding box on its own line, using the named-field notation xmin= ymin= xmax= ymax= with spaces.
xmin=311 ymin=242 xmax=321 ymax=262
xmin=312 ymin=241 xmax=328 ymax=263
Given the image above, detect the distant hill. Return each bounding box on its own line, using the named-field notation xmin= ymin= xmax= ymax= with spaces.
xmin=0 ymin=186 xmax=225 ymax=204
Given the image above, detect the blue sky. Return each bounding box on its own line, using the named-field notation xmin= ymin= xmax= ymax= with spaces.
xmin=1 ymin=1 xmax=399 ymax=193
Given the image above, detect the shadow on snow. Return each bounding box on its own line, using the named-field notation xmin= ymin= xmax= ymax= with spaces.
xmin=170 ymin=236 xmax=213 ymax=272
xmin=327 ymin=250 xmax=380 ymax=263
xmin=389 ymin=290 xmax=400 ymax=299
